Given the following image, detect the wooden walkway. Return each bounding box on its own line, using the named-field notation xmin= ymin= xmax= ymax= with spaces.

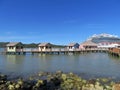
xmin=109 ymin=48 xmax=120 ymax=57
xmin=3 ymin=48 xmax=108 ymax=55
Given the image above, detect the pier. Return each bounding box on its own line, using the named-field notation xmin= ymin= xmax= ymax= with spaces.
xmin=3 ymin=42 xmax=118 ymax=55
xmin=4 ymin=48 xmax=108 ymax=55
xmin=109 ymin=48 xmax=120 ymax=57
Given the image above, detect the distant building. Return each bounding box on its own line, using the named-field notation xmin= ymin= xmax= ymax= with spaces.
xmin=80 ymin=40 xmax=98 ymax=49
xmin=6 ymin=42 xmax=23 ymax=52
xmin=38 ymin=43 xmax=52 ymax=51
xmin=98 ymin=42 xmax=119 ymax=48
xmin=89 ymin=33 xmax=120 ymax=46
xmin=67 ymin=43 xmax=79 ymax=51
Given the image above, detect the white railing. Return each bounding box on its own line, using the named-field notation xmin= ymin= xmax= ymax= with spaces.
xmin=15 ymin=48 xmax=108 ymax=52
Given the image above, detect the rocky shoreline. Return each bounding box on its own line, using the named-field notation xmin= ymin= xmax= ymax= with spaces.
xmin=0 ymin=71 xmax=120 ymax=90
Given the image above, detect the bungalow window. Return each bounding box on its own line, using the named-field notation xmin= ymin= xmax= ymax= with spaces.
xmin=16 ymin=46 xmax=19 ymax=49
xmin=46 ymin=46 xmax=48 ymax=49
xmin=46 ymin=46 xmax=51 ymax=49
xmin=9 ymin=46 xmax=14 ymax=49
xmin=40 ymin=46 xmax=44 ymax=49
xmin=69 ymin=46 xmax=73 ymax=49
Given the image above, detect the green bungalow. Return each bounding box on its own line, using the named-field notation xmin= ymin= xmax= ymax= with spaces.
xmin=6 ymin=42 xmax=23 ymax=53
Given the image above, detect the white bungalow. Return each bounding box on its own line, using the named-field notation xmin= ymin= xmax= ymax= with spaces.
xmin=38 ymin=43 xmax=52 ymax=51
xmin=80 ymin=40 xmax=98 ymax=50
xmin=6 ymin=42 xmax=23 ymax=52
xmin=67 ymin=43 xmax=79 ymax=51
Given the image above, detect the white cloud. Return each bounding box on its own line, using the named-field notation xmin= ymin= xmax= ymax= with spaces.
xmin=63 ymin=19 xmax=78 ymax=24
xmin=0 ymin=36 xmax=41 ymax=40
xmin=3 ymin=31 xmax=17 ymax=35
xmin=87 ymin=24 xmax=105 ymax=28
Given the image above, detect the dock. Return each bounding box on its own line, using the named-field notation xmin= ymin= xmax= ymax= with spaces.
xmin=109 ymin=48 xmax=120 ymax=57
xmin=3 ymin=48 xmax=108 ymax=55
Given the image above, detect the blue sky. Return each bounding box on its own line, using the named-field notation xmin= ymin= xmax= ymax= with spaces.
xmin=0 ymin=0 xmax=120 ymax=44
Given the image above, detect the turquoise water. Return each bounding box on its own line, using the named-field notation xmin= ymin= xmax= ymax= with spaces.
xmin=0 ymin=52 xmax=120 ymax=79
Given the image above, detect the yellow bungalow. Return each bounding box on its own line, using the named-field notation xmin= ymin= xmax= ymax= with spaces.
xmin=38 ymin=43 xmax=52 ymax=51
xmin=6 ymin=42 xmax=23 ymax=53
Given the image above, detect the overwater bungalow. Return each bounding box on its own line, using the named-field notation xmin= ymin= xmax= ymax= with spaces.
xmin=38 ymin=43 xmax=52 ymax=51
xmin=80 ymin=40 xmax=98 ymax=50
xmin=6 ymin=42 xmax=23 ymax=53
xmin=67 ymin=43 xmax=79 ymax=51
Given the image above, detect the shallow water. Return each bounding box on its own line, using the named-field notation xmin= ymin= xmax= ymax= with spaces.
xmin=0 ymin=52 xmax=120 ymax=80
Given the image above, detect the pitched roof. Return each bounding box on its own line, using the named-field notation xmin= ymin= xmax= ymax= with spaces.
xmin=68 ymin=43 xmax=79 ymax=46
xmin=6 ymin=42 xmax=22 ymax=46
xmin=81 ymin=40 xmax=98 ymax=46
xmin=38 ymin=43 xmax=52 ymax=46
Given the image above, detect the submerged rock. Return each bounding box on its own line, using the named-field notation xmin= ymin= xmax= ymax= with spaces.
xmin=8 ymin=84 xmax=15 ymax=90
xmin=0 ymin=72 xmax=120 ymax=90
xmin=112 ymin=84 xmax=120 ymax=90
xmin=0 ymin=74 xmax=7 ymax=81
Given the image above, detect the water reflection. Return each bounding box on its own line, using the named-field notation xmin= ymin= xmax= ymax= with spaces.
xmin=108 ymin=53 xmax=120 ymax=60
xmin=7 ymin=55 xmax=18 ymax=64
xmin=5 ymin=55 xmax=25 ymax=73
xmin=0 ymin=53 xmax=120 ymax=79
